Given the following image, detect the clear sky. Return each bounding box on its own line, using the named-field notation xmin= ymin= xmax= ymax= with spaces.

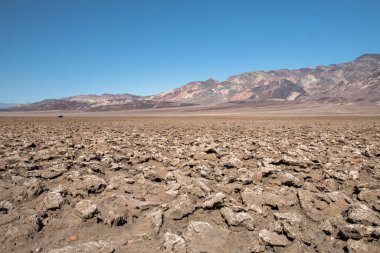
xmin=1 ymin=0 xmax=380 ymax=103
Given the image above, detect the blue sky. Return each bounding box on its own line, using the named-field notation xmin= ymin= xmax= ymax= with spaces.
xmin=1 ymin=0 xmax=379 ymax=103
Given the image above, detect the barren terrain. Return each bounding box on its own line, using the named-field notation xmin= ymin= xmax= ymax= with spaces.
xmin=1 ymin=102 xmax=379 ymax=118
xmin=0 ymin=116 xmax=380 ymax=253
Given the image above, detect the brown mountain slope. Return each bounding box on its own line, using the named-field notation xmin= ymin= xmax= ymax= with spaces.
xmin=152 ymin=54 xmax=380 ymax=104
xmin=4 ymin=94 xmax=195 ymax=112
xmin=3 ymin=54 xmax=380 ymax=111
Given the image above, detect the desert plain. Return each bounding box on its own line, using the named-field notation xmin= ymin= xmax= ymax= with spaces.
xmin=0 ymin=113 xmax=380 ymax=253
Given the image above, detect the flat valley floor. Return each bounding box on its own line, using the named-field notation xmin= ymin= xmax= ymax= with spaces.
xmin=0 ymin=116 xmax=380 ymax=253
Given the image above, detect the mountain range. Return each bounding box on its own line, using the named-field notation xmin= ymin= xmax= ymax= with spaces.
xmin=3 ymin=54 xmax=380 ymax=112
xmin=0 ymin=103 xmax=18 ymax=109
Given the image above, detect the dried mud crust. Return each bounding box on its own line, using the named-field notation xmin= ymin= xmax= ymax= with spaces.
xmin=0 ymin=117 xmax=379 ymax=253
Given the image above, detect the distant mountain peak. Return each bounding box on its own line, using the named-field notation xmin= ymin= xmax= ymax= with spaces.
xmin=355 ymin=53 xmax=380 ymax=61
xmin=186 ymin=78 xmax=220 ymax=86
xmin=205 ymin=78 xmax=219 ymax=83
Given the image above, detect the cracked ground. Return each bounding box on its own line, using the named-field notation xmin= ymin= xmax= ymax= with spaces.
xmin=0 ymin=116 xmax=379 ymax=253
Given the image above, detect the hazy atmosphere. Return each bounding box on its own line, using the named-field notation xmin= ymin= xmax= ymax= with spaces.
xmin=1 ymin=0 xmax=380 ymax=103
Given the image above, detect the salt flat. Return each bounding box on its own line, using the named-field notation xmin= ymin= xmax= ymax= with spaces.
xmin=0 ymin=116 xmax=379 ymax=252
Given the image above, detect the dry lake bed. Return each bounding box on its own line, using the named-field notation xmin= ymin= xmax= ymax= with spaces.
xmin=0 ymin=116 xmax=379 ymax=252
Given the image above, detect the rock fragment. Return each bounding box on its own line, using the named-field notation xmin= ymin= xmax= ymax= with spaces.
xmin=220 ymin=155 xmax=242 ymax=168
xmin=103 ymin=210 xmax=127 ymax=226
xmin=48 ymin=240 xmax=117 ymax=253
xmin=75 ymin=200 xmax=98 ymax=219
xmin=23 ymin=178 xmax=44 ymax=199
xmin=258 ymin=229 xmax=289 ymax=246
xmin=163 ymin=232 xmax=186 ymax=253
xmin=201 ymin=192 xmax=226 ymax=209
xmin=80 ymin=175 xmax=107 ymax=194
xmin=166 ymin=194 xmax=195 ymax=220
xmin=273 ymin=212 xmax=302 ymax=223
xmin=346 ymin=239 xmax=378 ymax=253
xmin=338 ymin=224 xmax=377 ymax=240
xmin=184 ymin=221 xmax=230 ymax=253
xmin=0 ymin=200 xmax=13 ymax=214
xmin=41 ymin=164 xmax=69 ymax=179
xmin=43 ymin=191 xmax=64 ymax=210
xmin=344 ymin=203 xmax=380 ymax=226
xmin=220 ymin=207 xmax=255 ymax=230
